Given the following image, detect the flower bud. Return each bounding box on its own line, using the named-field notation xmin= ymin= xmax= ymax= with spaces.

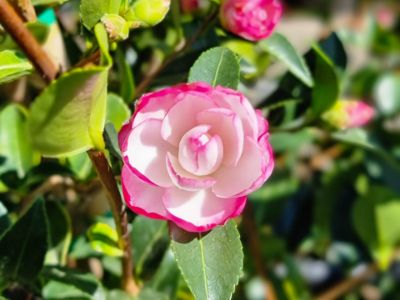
xmin=322 ymin=100 xmax=375 ymax=130
xmin=124 ymin=0 xmax=170 ymax=27
xmin=219 ymin=0 xmax=283 ymax=41
xmin=101 ymin=14 xmax=130 ymax=41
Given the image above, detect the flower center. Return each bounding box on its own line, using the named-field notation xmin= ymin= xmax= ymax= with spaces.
xmin=178 ymin=125 xmax=223 ymax=176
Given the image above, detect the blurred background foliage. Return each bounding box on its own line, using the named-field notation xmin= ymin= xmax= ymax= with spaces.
xmin=0 ymin=0 xmax=399 ymax=299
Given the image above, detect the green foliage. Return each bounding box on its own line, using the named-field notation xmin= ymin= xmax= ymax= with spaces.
xmin=0 ymin=22 xmax=49 ymax=51
xmin=171 ymin=221 xmax=243 ymax=300
xmin=87 ymin=222 xmax=123 ymax=257
xmin=373 ymin=73 xmax=400 ymax=116
xmin=0 ymin=50 xmax=32 ymax=84
xmin=80 ymin=0 xmax=121 ymax=29
xmin=0 ymin=104 xmax=40 ymax=178
xmin=106 ymin=93 xmax=131 ymax=131
xmin=28 ymin=67 xmax=109 ymax=157
xmin=188 ymin=47 xmax=240 ymax=89
xmin=0 ymin=198 xmax=48 ymax=286
xmin=259 ymin=33 xmax=314 ymax=87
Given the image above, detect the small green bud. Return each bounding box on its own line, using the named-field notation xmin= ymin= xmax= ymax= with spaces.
xmin=101 ymin=14 xmax=130 ymax=41
xmin=124 ymin=0 xmax=170 ymax=27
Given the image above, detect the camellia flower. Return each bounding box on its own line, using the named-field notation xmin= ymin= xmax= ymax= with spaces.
xmin=119 ymin=82 xmax=274 ymax=232
xmin=322 ymin=100 xmax=375 ymax=130
xmin=219 ymin=0 xmax=283 ymax=41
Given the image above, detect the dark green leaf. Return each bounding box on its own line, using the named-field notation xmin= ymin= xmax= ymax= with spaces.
xmin=116 ymin=47 xmax=135 ymax=102
xmin=104 ymin=123 xmax=122 ymax=160
xmin=188 ymin=47 xmax=240 ymax=89
xmin=131 ymin=216 xmax=168 ymax=275
xmin=28 ymin=66 xmax=109 ymax=157
xmin=41 ymin=266 xmax=103 ymax=300
xmin=0 ymin=198 xmax=48 ymax=285
xmin=259 ymin=33 xmax=314 ymax=87
xmin=170 ymin=221 xmax=243 ymax=300
xmin=319 ymin=32 xmax=347 ymax=70
xmin=0 ymin=51 xmax=32 ymax=84
xmin=0 ymin=104 xmax=40 ymax=178
xmin=311 ymin=45 xmax=339 ymax=115
xmin=0 ymin=201 xmax=10 ymax=237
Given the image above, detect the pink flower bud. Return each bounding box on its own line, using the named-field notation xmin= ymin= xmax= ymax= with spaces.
xmin=323 ymin=100 xmax=375 ymax=130
xmin=119 ymin=82 xmax=274 ymax=232
xmin=219 ymin=0 xmax=283 ymax=41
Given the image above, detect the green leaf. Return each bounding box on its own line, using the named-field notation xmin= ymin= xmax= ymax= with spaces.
xmin=0 ymin=50 xmax=32 ymax=84
xmin=170 ymin=221 xmax=243 ymax=300
xmin=0 ymin=198 xmax=48 ymax=285
xmin=66 ymin=152 xmax=93 ymax=181
xmin=106 ymin=93 xmax=131 ymax=131
xmin=0 ymin=22 xmax=49 ymax=51
xmin=319 ymin=32 xmax=347 ymax=70
xmin=32 ymin=0 xmax=69 ymax=5
xmin=0 ymin=104 xmax=40 ymax=178
xmin=188 ymin=47 xmax=240 ymax=89
xmin=373 ymin=73 xmax=400 ymax=116
xmin=259 ymin=33 xmax=314 ymax=87
xmin=87 ymin=222 xmax=123 ymax=257
xmin=104 ymin=123 xmax=122 ymax=160
xmin=311 ymin=45 xmax=339 ymax=115
xmin=353 ymin=186 xmax=400 ymax=269
xmin=44 ymin=201 xmax=72 ymax=266
xmin=131 ymin=216 xmax=168 ymax=275
xmin=116 ymin=47 xmax=135 ymax=102
xmin=28 ymin=66 xmax=109 ymax=157
xmin=80 ymin=0 xmax=121 ymax=29
xmin=41 ymin=266 xmax=104 ymax=300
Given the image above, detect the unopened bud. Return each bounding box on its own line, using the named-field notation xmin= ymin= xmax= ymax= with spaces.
xmin=124 ymin=0 xmax=170 ymax=27
xmin=101 ymin=14 xmax=130 ymax=41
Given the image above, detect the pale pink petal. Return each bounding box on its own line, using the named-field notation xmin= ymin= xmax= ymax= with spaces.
xmin=255 ymin=109 xmax=269 ymax=139
xmin=121 ymin=165 xmax=168 ymax=220
xmin=212 ymin=137 xmax=272 ymax=198
xmin=166 ymin=153 xmax=216 ymax=191
xmin=197 ymin=108 xmax=244 ymax=166
xmin=163 ymin=187 xmax=247 ymax=232
xmin=124 ymin=119 xmax=175 ymax=187
xmin=118 ymin=121 xmax=132 ymax=153
xmin=211 ymin=87 xmax=258 ymax=139
xmin=178 ymin=125 xmax=223 ymax=176
xmin=161 ymin=92 xmax=216 ymax=146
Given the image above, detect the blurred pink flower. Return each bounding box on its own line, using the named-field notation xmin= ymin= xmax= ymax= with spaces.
xmin=323 ymin=100 xmax=375 ymax=130
xmin=119 ymin=82 xmax=274 ymax=232
xmin=219 ymin=0 xmax=283 ymax=41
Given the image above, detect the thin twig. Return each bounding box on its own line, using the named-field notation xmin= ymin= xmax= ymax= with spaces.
xmin=133 ymin=8 xmax=219 ymax=98
xmin=314 ymin=264 xmax=377 ymax=300
xmin=88 ymin=150 xmax=139 ymax=295
xmin=0 ymin=0 xmax=58 ymax=82
xmin=242 ymin=203 xmax=278 ymax=300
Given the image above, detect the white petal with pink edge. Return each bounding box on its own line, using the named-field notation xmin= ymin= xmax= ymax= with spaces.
xmin=124 ymin=119 xmax=175 ymax=187
xmin=121 ymin=165 xmax=168 ymax=220
xmin=162 ymin=187 xmax=247 ymax=232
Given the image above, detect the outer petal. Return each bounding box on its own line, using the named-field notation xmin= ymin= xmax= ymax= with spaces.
xmin=124 ymin=119 xmax=175 ymax=187
xmin=197 ymin=108 xmax=244 ymax=166
xmin=161 ymin=92 xmax=215 ymax=146
xmin=133 ymin=82 xmax=214 ymax=127
xmin=118 ymin=121 xmax=132 ymax=153
xmin=121 ymin=165 xmax=168 ymax=220
xmin=255 ymin=109 xmax=269 ymax=139
xmin=211 ymin=86 xmax=258 ymax=139
xmin=166 ymin=153 xmax=216 ymax=191
xmin=212 ymin=137 xmax=272 ymax=198
xmin=162 ymin=187 xmax=246 ymax=232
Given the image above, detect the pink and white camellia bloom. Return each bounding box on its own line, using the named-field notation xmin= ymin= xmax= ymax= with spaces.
xmin=119 ymin=82 xmax=274 ymax=232
xmin=322 ymin=100 xmax=375 ymax=130
xmin=219 ymin=0 xmax=283 ymax=41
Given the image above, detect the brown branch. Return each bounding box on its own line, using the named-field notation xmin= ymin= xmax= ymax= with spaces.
xmin=242 ymin=203 xmax=278 ymax=300
xmin=133 ymin=8 xmax=219 ymax=98
xmin=0 ymin=0 xmax=58 ymax=82
xmin=314 ymin=264 xmax=377 ymax=300
xmin=10 ymin=0 xmax=36 ymax=22
xmin=88 ymin=150 xmax=139 ymax=295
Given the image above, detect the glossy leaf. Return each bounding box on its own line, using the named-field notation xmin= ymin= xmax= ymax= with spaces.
xmin=104 ymin=123 xmax=122 ymax=160
xmin=188 ymin=47 xmax=240 ymax=89
xmin=80 ymin=0 xmax=121 ymax=29
xmin=0 ymin=198 xmax=48 ymax=285
xmin=259 ymin=33 xmax=314 ymax=87
xmin=0 ymin=104 xmax=40 ymax=178
xmin=319 ymin=32 xmax=347 ymax=70
xmin=106 ymin=93 xmax=131 ymax=131
xmin=311 ymin=45 xmax=339 ymax=115
xmin=87 ymin=222 xmax=123 ymax=257
xmin=28 ymin=66 xmax=108 ymax=157
xmin=66 ymin=152 xmax=93 ymax=181
xmin=0 ymin=22 xmax=49 ymax=51
xmin=170 ymin=221 xmax=243 ymax=300
xmin=116 ymin=47 xmax=135 ymax=102
xmin=0 ymin=50 xmax=32 ymax=84
xmin=131 ymin=216 xmax=168 ymax=274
